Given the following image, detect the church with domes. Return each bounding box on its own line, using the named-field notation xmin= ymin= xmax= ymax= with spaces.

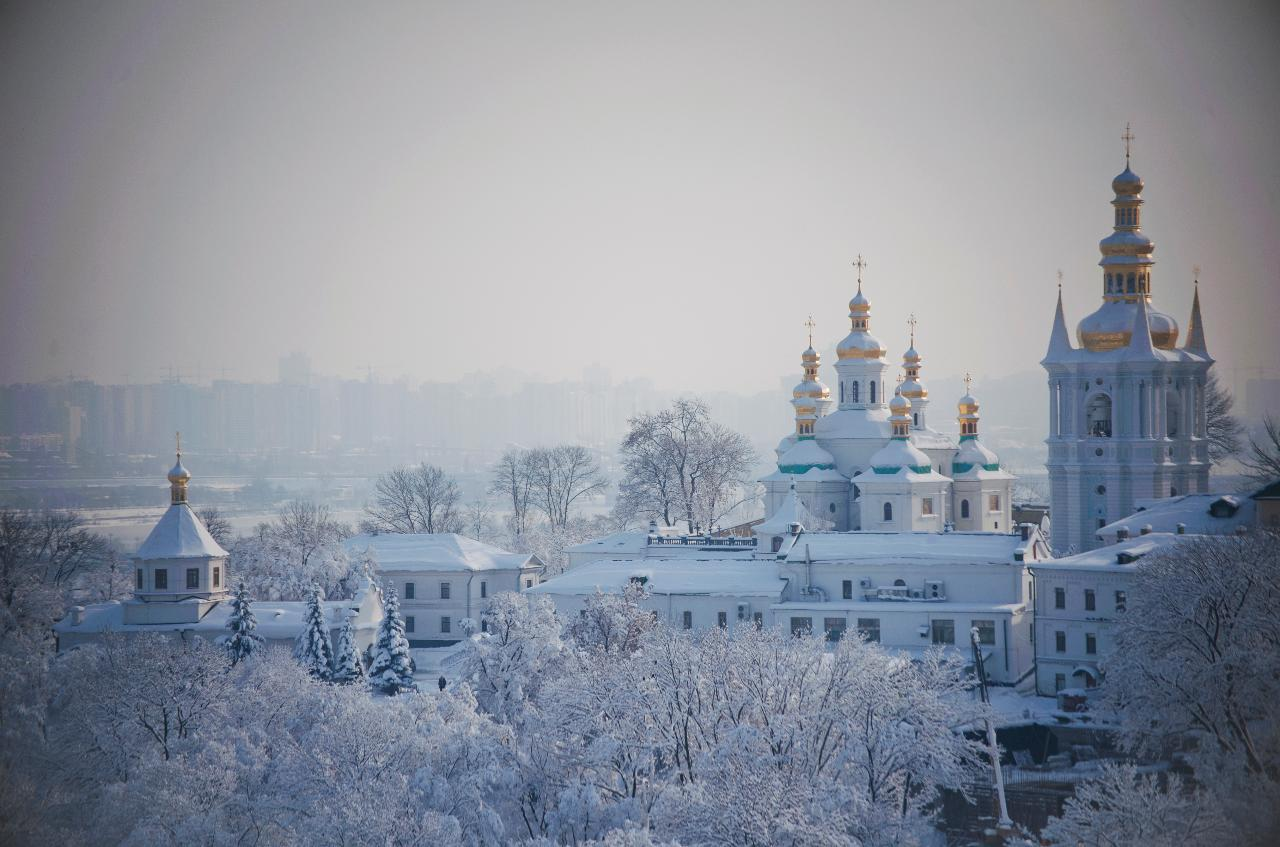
xmin=760 ymin=261 xmax=1015 ymax=537
xmin=1042 ymin=133 xmax=1213 ymax=553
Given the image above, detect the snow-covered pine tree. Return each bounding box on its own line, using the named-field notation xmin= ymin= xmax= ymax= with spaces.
xmin=368 ymin=583 xmax=417 ymax=694
xmin=224 ymin=581 xmax=264 ymax=665
xmin=331 ymin=612 xmax=367 ymax=684
xmin=293 ymin=584 xmax=335 ymax=680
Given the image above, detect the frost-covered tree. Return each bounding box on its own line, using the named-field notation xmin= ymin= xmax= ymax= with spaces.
xmin=293 ymin=585 xmax=334 ymax=680
xmin=1032 ymin=764 xmax=1225 ymax=847
xmin=460 ymin=591 xmax=564 ymax=725
xmin=368 ymin=584 xmax=417 ymax=694
xmin=1204 ymin=372 xmax=1243 ymax=465
xmin=617 ymin=398 xmax=755 ymax=531
xmin=1242 ymin=414 xmax=1280 ymax=483
xmin=364 ymin=463 xmax=463 ymax=534
xmin=1100 ymin=530 xmax=1280 ymax=843
xmin=331 ymin=612 xmax=366 ymax=684
xmin=229 ymin=499 xmax=356 ymax=601
xmin=566 ymin=582 xmax=656 ymax=656
xmin=224 ymin=581 xmax=263 ymax=665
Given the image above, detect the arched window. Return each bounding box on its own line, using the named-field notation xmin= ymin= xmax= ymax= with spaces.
xmin=1127 ymin=272 xmax=1136 ymax=293
xmin=870 ymin=381 xmax=877 ymax=404
xmin=883 ymin=502 xmax=893 ymax=522
xmin=851 ymin=381 xmax=859 ymax=403
xmin=1086 ymin=394 xmax=1113 ymax=438
xmin=960 ymin=499 xmax=970 ymax=519
xmin=893 ymin=578 xmax=906 ymax=587
xmin=913 ymin=413 xmax=919 ymax=426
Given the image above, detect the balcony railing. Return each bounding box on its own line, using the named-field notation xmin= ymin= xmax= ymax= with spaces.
xmin=647 ymin=535 xmax=757 ymax=548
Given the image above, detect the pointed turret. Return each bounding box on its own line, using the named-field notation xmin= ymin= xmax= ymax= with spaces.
xmin=1122 ymin=290 xmax=1159 ymax=360
xmin=1043 ymin=283 xmax=1073 ymax=361
xmin=1184 ymin=280 xmax=1208 ymax=356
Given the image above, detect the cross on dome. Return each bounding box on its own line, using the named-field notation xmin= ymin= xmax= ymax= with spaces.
xmin=907 ymin=313 xmax=917 ymax=346
xmin=1122 ymin=122 xmax=1135 ymax=164
xmin=1056 ymin=269 xmax=1063 ymax=291
xmin=852 ymin=254 xmax=867 ymax=290
xmin=964 ymin=372 xmax=973 ymax=393
xmin=1193 ymin=264 xmax=1201 ymax=284
xmin=805 ymin=315 xmax=816 ymax=347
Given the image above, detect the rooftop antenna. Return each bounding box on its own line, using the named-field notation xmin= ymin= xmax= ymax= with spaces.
xmin=1122 ymin=122 xmax=1135 ymax=166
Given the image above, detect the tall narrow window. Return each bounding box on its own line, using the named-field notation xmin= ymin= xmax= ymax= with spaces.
xmin=1086 ymin=394 xmax=1113 ymax=438
xmin=136 ymin=569 xmax=143 ymax=590
xmin=682 ymin=611 xmax=693 ymax=629
xmin=960 ymin=499 xmax=970 ymax=519
xmin=480 ymin=581 xmax=487 ymax=599
xmin=717 ymin=611 xmax=727 ymax=629
xmin=851 ymin=381 xmax=859 ymax=403
xmin=405 ymin=615 xmax=415 ymax=633
xmin=186 ymin=568 xmax=199 ymax=589
xmin=883 ymin=502 xmax=893 ymax=522
xmin=1086 ymin=633 xmax=1097 ymax=655
xmin=870 ymin=381 xmax=877 ymax=404
xmin=440 ymin=582 xmax=450 ymax=600
xmin=404 ymin=582 xmax=415 ymax=600
xmin=1054 ymin=587 xmax=1065 ymax=609
xmin=1114 ymin=590 xmax=1127 ymax=612
xmin=1084 ymin=589 xmax=1096 ymax=611
xmin=213 ymin=566 xmax=220 ymax=587
xmin=1055 ymin=631 xmax=1066 ymax=653
xmin=154 ymin=569 xmax=168 ymax=590
xmin=441 ymin=616 xmax=451 ymax=634
xmin=842 ymin=580 xmax=853 ymax=600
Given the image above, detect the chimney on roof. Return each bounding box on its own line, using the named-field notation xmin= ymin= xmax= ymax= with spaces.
xmin=1117 ymin=527 xmax=1130 ymax=541
xmin=1140 ymin=524 xmax=1153 ymax=536
xmin=1176 ymin=523 xmax=1186 ymax=535
xmin=69 ymin=605 xmax=85 ymax=626
xmin=1019 ymin=523 xmax=1032 ymax=541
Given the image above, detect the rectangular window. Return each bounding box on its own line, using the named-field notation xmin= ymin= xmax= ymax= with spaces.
xmin=988 ymin=494 xmax=1000 ymax=512
xmin=856 ymin=618 xmax=881 ymax=643
xmin=972 ymin=619 xmax=996 ymax=645
xmin=842 ymin=579 xmax=853 ymax=600
xmin=439 ymin=582 xmax=450 ymax=600
xmin=525 ymin=578 xmax=533 ymax=589
xmin=405 ymin=582 xmax=415 ymax=600
xmin=1055 ymin=631 xmax=1066 ymax=653
xmin=824 ymin=617 xmax=847 ymax=642
xmin=1114 ymin=590 xmax=1126 ymax=612
xmin=790 ymin=616 xmax=812 ymax=636
xmin=752 ymin=611 xmax=763 ymax=628
xmin=717 ymin=611 xmax=727 ymax=629
xmin=186 ymin=568 xmax=199 ymax=589
xmin=1085 ymin=589 xmax=1096 ymax=611
xmin=931 ymin=619 xmax=955 ymax=645
xmin=921 ymin=497 xmax=934 ymax=516
xmin=1054 ymin=587 xmax=1066 ymax=609
xmin=1054 ymin=673 xmax=1066 ymax=692
xmin=682 ymin=610 xmax=693 ymax=630
xmin=441 ymin=616 xmax=451 ymax=634
xmin=213 ymin=566 xmax=220 ymax=588
xmin=480 ymin=581 xmax=487 ymax=599
xmin=135 ymin=569 xmax=143 ymax=590
xmin=154 ymin=569 xmax=168 ymax=590
xmin=1086 ymin=633 xmax=1097 ymax=655
xmin=405 ymin=615 xmax=415 ymax=633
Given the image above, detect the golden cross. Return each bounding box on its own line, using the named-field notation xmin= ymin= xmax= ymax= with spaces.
xmin=852 ymin=254 xmax=867 ymax=289
xmin=804 ymin=315 xmax=816 ymax=347
xmin=964 ymin=372 xmax=973 ymax=394
xmin=175 ymin=430 xmax=182 ymax=458
xmin=1122 ymin=122 xmax=1135 ymax=164
xmin=907 ymin=313 xmax=917 ymax=346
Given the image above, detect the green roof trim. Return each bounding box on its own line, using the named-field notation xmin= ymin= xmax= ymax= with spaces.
xmin=952 ymin=462 xmax=973 ymax=474
xmin=779 ymin=463 xmax=836 ymax=474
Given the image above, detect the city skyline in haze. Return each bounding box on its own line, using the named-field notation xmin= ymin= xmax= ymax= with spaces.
xmin=3 ymin=1 xmax=1278 ymax=395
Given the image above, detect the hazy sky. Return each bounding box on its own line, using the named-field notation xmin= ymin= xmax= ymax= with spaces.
xmin=3 ymin=1 xmax=1278 ymax=396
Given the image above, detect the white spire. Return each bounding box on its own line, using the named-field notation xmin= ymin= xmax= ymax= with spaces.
xmin=1043 ymin=278 xmax=1073 ymax=361
xmin=1184 ymin=276 xmax=1209 ymax=356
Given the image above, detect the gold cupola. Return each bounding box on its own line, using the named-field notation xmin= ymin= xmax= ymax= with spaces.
xmin=1077 ymin=126 xmax=1179 ymax=352
xmin=167 ymin=432 xmax=191 ymax=504
xmin=837 ymin=256 xmax=887 ymax=361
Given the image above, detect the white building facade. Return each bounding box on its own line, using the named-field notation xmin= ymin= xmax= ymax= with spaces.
xmin=347 ymin=533 xmax=544 ymax=646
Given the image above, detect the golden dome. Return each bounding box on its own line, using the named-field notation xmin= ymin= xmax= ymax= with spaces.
xmin=1077 ymin=300 xmax=1179 ymax=351
xmin=1112 ymin=165 xmax=1144 ymax=196
xmin=801 ymin=346 xmax=819 ymax=363
xmin=167 ymin=457 xmax=191 ymax=485
xmin=957 ymin=393 xmax=979 ymax=416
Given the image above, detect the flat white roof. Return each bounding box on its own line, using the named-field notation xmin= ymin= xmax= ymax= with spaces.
xmin=785 ymin=531 xmax=1033 ymax=565
xmin=529 ymin=557 xmax=786 ymax=598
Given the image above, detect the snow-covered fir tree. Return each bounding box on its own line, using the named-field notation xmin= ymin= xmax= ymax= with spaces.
xmin=331 ymin=612 xmax=366 ymax=685
xmin=224 ymin=581 xmax=264 ymax=665
xmin=368 ymin=583 xmax=416 ymax=694
xmin=293 ymin=584 xmax=334 ymax=680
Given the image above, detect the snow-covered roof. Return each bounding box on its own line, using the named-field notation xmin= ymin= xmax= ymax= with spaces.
xmin=783 ymin=531 xmax=1037 ymax=565
xmin=565 ymin=530 xmax=652 ymax=555
xmin=134 ymin=502 xmax=229 ymax=560
xmin=772 ymin=599 xmax=1026 ymax=614
xmin=1033 ymin=532 xmax=1188 ymax=571
xmin=864 ymin=438 xmax=935 ymax=475
xmin=528 ymin=558 xmax=786 ymax=598
xmin=55 ymin=591 xmax=378 ymax=639
xmin=778 ymin=438 xmax=836 ymax=472
xmin=756 ymin=484 xmax=833 ymax=534
xmin=910 ymin=429 xmax=957 ymax=451
xmin=1097 ymin=493 xmax=1257 ymax=541
xmin=813 ymin=408 xmax=893 ymax=440
xmin=345 ymin=533 xmax=539 ymax=573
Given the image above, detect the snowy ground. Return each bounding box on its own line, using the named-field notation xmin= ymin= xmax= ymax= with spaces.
xmin=985 ymin=688 xmax=1061 ymax=727
xmin=411 ymin=644 xmax=468 ymax=691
